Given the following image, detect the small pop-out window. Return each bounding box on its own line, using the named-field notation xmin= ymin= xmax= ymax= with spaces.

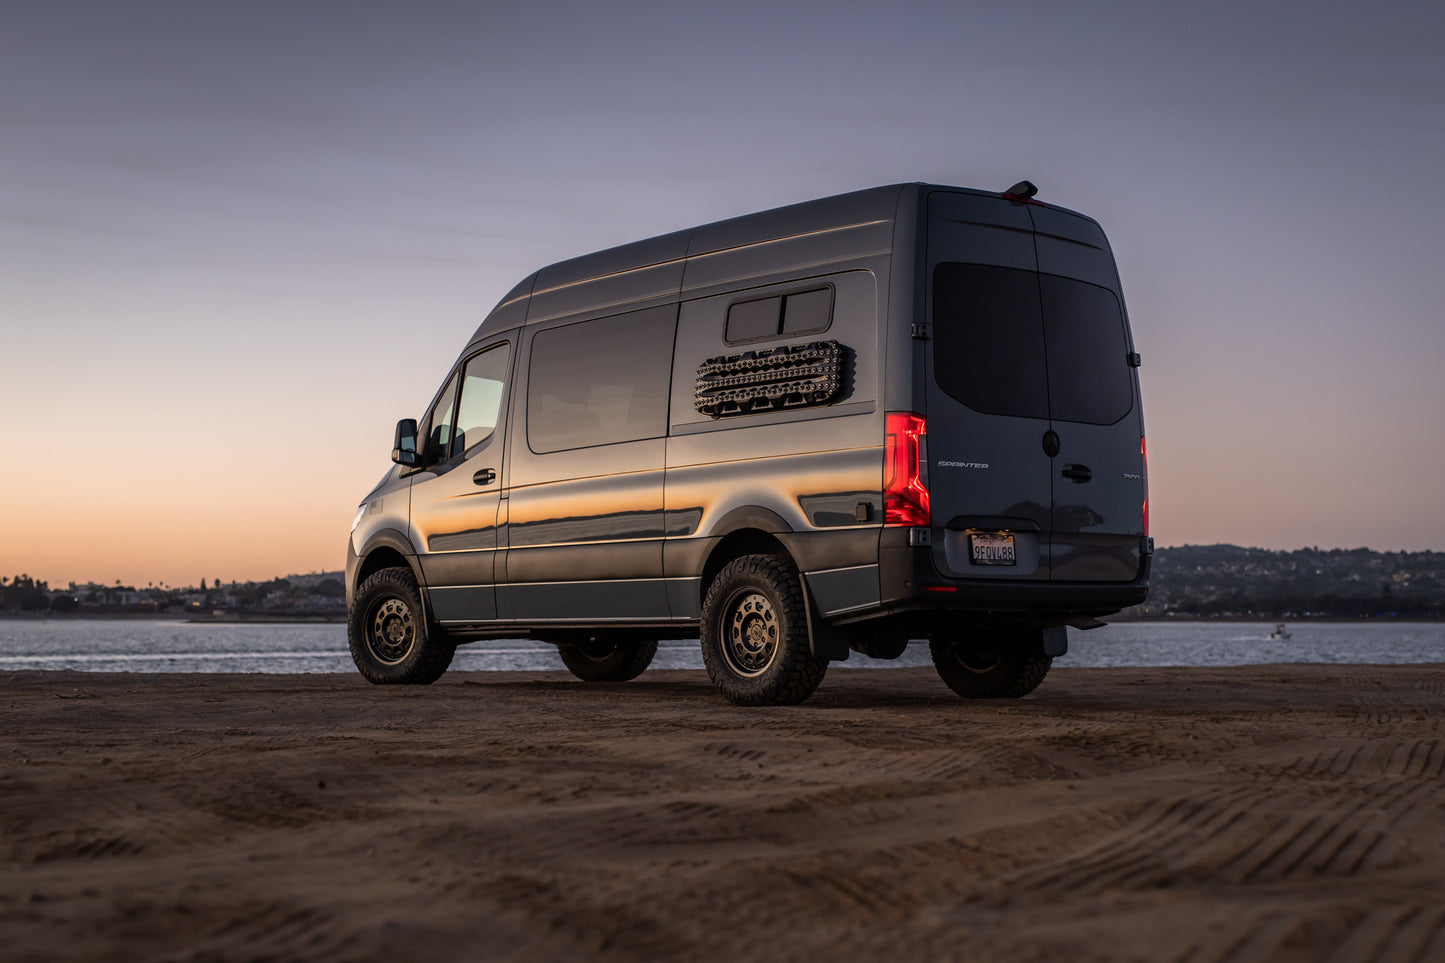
xmin=724 ymin=297 xmax=780 ymax=342
xmin=725 ymin=286 xmax=832 ymax=343
xmin=782 ymin=288 xmax=832 ymax=334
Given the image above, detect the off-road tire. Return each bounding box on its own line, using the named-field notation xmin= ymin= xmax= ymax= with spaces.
xmin=700 ymin=554 xmax=828 ymax=706
xmin=929 ymin=638 xmax=1052 ymax=699
xmin=557 ymin=638 xmax=658 ymax=682
xmin=348 ymin=567 xmax=454 ymax=684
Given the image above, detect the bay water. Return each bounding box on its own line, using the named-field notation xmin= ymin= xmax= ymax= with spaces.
xmin=1 ymin=619 xmax=1441 ymax=674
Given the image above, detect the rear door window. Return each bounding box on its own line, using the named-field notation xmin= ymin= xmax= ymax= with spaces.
xmin=932 ymin=263 xmax=1133 ymax=425
xmin=932 ymin=263 xmax=1048 ymax=420
xmin=1039 ymin=275 xmax=1133 ymax=426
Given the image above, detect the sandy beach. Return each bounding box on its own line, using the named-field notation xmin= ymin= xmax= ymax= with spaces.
xmin=4 ymin=664 xmax=1444 ymax=962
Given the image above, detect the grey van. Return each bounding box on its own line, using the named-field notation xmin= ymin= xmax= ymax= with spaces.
xmin=345 ymin=181 xmax=1150 ymax=705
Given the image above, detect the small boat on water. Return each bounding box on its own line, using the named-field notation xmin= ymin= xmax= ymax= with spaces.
xmin=1268 ymin=623 xmax=1292 ymax=640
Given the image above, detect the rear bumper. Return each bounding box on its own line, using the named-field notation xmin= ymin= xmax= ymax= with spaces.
xmin=854 ymin=531 xmax=1149 ymax=625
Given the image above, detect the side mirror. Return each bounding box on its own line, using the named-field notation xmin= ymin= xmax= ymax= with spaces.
xmin=392 ymin=418 xmax=419 ymax=466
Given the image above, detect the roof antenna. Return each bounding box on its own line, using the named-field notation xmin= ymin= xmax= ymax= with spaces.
xmin=1003 ymin=180 xmax=1038 ymax=200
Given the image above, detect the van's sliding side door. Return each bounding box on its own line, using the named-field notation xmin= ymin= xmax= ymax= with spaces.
xmin=498 ymin=305 xmax=679 ymax=623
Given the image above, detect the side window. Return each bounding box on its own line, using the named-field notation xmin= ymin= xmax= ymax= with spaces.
xmin=724 ymin=297 xmax=780 ymax=342
xmin=781 ymin=287 xmax=832 ymax=334
xmin=451 ymin=343 xmax=511 ymax=456
xmin=423 ymin=372 xmax=460 ymax=465
xmin=724 ymin=286 xmax=833 ymax=343
xmin=527 ymin=305 xmax=676 ymax=453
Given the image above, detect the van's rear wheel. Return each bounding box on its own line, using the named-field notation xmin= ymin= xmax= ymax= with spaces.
xmin=557 ymin=638 xmax=657 ymax=682
xmin=929 ymin=636 xmax=1051 ymax=699
xmin=700 ymin=555 xmax=827 ymax=706
xmin=348 ymin=567 xmax=454 ymax=684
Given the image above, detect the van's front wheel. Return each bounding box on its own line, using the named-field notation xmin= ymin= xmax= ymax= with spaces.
xmin=700 ymin=555 xmax=827 ymax=706
xmin=348 ymin=567 xmax=454 ymax=684
xmin=929 ymin=636 xmax=1051 ymax=699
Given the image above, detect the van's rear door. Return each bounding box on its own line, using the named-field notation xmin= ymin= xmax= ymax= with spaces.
xmin=1028 ymin=206 xmax=1145 ymax=580
xmin=924 ymin=192 xmax=1053 ymax=581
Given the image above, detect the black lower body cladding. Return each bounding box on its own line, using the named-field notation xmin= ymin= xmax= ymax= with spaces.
xmin=874 ymin=532 xmax=1150 ymax=624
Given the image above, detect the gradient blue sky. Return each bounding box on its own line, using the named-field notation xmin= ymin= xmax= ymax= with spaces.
xmin=4 ymin=0 xmax=1444 ymax=587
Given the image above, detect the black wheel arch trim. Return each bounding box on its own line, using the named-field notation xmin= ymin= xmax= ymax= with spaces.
xmin=357 ymin=529 xmax=424 ymax=578
xmin=352 ymin=529 xmax=434 ymax=628
xmin=706 ymin=506 xmax=794 ymax=540
xmin=666 ymin=506 xmax=795 ymax=582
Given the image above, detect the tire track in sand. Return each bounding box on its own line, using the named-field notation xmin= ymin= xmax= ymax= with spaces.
xmin=1323 ymin=905 xmax=1445 ymax=963
xmin=976 ymin=783 xmax=1264 ymax=901
xmin=155 ymin=902 xmax=358 ymax=963
xmin=1290 ymin=738 xmax=1445 ymax=780
xmin=977 ymin=763 xmax=1439 ymax=904
xmin=1214 ymin=780 xmax=1432 ymax=884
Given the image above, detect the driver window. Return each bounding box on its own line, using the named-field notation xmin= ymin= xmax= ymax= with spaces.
xmin=452 ymin=343 xmax=511 ymax=456
xmin=424 ymin=373 xmax=459 ymax=465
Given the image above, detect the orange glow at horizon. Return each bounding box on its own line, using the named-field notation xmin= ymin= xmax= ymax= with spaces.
xmin=4 ymin=2 xmax=1445 ymax=589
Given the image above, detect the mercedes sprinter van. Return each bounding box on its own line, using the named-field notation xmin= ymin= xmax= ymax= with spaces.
xmin=346 ymin=181 xmax=1150 ymax=705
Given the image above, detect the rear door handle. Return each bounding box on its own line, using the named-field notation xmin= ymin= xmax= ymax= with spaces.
xmin=1061 ymin=464 xmax=1092 ymax=483
xmin=473 ymin=468 xmax=496 ymax=486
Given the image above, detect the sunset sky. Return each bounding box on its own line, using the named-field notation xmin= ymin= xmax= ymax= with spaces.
xmin=4 ymin=0 xmax=1444 ymax=589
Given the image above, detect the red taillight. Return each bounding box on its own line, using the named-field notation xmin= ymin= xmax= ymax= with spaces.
xmin=884 ymin=412 xmax=929 ymax=526
xmin=1141 ymin=435 xmax=1149 ymax=536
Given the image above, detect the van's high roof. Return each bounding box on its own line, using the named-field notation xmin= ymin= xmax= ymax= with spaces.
xmin=470 ymin=182 xmax=1101 ymax=345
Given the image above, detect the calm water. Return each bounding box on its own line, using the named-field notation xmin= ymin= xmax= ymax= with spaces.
xmin=0 ymin=619 xmax=1441 ymax=674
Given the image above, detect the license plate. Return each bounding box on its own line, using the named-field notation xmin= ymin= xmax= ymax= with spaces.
xmin=969 ymin=533 xmax=1016 ymax=566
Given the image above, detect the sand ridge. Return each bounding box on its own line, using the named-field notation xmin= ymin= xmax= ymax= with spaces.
xmin=3 ymin=664 xmax=1444 ymax=961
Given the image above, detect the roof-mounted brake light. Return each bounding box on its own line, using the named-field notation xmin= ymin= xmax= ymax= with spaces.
xmin=1002 ymin=179 xmax=1041 ymax=204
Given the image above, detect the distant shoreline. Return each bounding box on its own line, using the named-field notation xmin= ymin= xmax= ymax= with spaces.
xmin=1108 ymin=614 xmax=1445 ymax=623
xmin=0 ymin=612 xmax=344 ymax=624
xmin=185 ymin=615 xmax=344 ymax=624
xmin=2 ymin=612 xmax=1441 ymax=625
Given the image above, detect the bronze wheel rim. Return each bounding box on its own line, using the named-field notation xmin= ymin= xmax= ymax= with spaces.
xmin=723 ymin=591 xmax=778 ymax=678
xmin=367 ymin=597 xmax=416 ymax=665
